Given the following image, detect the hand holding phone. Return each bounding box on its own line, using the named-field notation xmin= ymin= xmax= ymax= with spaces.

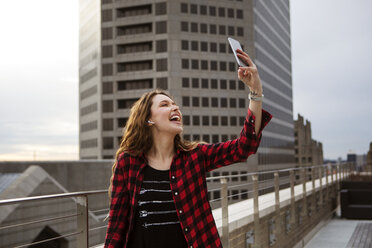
xmin=228 ymin=37 xmax=248 ymax=67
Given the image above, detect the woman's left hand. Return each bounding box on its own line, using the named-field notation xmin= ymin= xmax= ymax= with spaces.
xmin=236 ymin=49 xmax=263 ymax=95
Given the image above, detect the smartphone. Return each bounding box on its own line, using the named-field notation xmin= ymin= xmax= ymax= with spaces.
xmin=228 ymin=37 xmax=248 ymax=67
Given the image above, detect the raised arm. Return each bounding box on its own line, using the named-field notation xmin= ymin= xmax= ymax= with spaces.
xmin=237 ymin=48 xmax=263 ymax=135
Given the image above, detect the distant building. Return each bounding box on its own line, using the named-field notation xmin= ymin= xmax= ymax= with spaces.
xmin=294 ymin=114 xmax=323 ymax=181
xmin=347 ymin=151 xmax=367 ymax=171
xmin=367 ymin=142 xmax=372 ymax=168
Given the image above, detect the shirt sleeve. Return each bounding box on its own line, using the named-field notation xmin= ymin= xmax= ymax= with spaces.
xmin=104 ymin=153 xmax=130 ymax=248
xmin=198 ymin=109 xmax=272 ymax=172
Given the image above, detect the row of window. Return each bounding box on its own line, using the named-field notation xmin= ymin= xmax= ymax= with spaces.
xmin=180 ymin=3 xmax=244 ymax=19
xmin=181 ymin=77 xmax=245 ymax=90
xmin=100 ymin=133 xmax=241 ymax=150
xmin=181 ymin=59 xmax=237 ymax=71
xmin=181 ymin=40 xmax=243 ymax=54
xmin=182 ymin=96 xmax=246 ymax=109
xmin=101 ymin=78 xmax=167 ymax=95
xmin=182 ymin=115 xmax=245 ymax=127
xmin=181 ymin=21 xmax=244 ymax=36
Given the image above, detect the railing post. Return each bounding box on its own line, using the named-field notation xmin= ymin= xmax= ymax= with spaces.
xmin=319 ymin=166 xmax=323 ymax=207
xmin=252 ymin=174 xmax=261 ymax=248
xmin=301 ymin=168 xmax=307 ymax=220
xmin=290 ymin=169 xmax=296 ymax=228
xmin=274 ymin=171 xmax=281 ymax=240
xmin=76 ymin=195 xmax=88 ymax=248
xmin=220 ymin=177 xmax=229 ymax=248
xmin=311 ymin=167 xmax=316 ymax=215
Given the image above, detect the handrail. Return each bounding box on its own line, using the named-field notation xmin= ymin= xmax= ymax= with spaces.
xmin=0 ymin=189 xmax=107 ymax=206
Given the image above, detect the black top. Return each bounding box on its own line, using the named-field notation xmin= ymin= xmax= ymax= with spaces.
xmin=127 ymin=165 xmax=188 ymax=248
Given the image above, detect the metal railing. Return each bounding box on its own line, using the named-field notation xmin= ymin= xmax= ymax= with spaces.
xmin=0 ymin=162 xmax=362 ymax=248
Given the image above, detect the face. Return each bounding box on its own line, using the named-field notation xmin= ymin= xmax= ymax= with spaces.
xmin=148 ymin=94 xmax=183 ymax=135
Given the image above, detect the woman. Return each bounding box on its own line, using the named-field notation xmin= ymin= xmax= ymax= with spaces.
xmin=104 ymin=49 xmax=272 ymax=248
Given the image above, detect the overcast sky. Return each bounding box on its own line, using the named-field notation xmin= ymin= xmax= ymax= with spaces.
xmin=0 ymin=0 xmax=371 ymax=161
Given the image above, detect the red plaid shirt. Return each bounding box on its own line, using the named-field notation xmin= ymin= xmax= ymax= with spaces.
xmin=105 ymin=109 xmax=272 ymax=248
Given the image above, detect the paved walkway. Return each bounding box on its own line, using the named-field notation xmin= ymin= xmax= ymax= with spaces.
xmin=305 ymin=217 xmax=372 ymax=248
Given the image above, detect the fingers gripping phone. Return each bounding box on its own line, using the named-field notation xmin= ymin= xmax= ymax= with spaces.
xmin=228 ymin=37 xmax=248 ymax=67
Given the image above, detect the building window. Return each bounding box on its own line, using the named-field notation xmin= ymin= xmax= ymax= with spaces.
xmin=117 ymin=61 xmax=152 ymax=72
xmin=219 ymin=43 xmax=226 ymax=53
xmin=117 ymin=42 xmax=152 ymax=54
xmin=237 ymin=27 xmax=244 ymax=36
xmin=155 ymin=2 xmax=166 ymax=15
xmin=203 ymin=134 xmax=210 ymax=142
xmin=218 ymin=7 xmax=225 ymax=17
xmin=201 ymin=42 xmax=208 ymax=51
xmin=227 ymin=8 xmax=234 ymax=18
xmin=220 ymin=62 xmax=227 ymax=71
xmin=156 ymin=58 xmax=167 ymax=71
xmin=118 ymin=99 xmax=138 ymax=109
xmin=181 ymin=40 xmax=188 ymax=50
xmin=156 ymin=40 xmax=167 ymax=53
xmin=103 ymin=137 xmax=114 ymax=150
xmin=191 ymin=59 xmax=199 ymax=69
xmin=191 ymin=41 xmax=198 ymax=51
xmin=102 ymin=64 xmax=113 ymax=76
xmin=193 ymin=116 xmax=200 ymax=126
xmin=184 ymin=134 xmax=190 ymax=140
xmin=230 ymin=98 xmax=237 ymax=108
xmin=181 ymin=59 xmax=189 ymax=69
xmin=201 ymin=60 xmax=208 ymax=70
xmin=103 ymin=118 xmax=113 ymax=131
xmin=201 ymin=79 xmax=208 ymax=88
xmin=182 ymin=78 xmax=189 ymax=88
xmin=239 ymin=116 xmax=245 ymax=125
xmin=156 ymin=21 xmax=167 ymax=34
xmin=103 ymin=100 xmax=113 ymax=112
xmin=229 ymin=80 xmax=236 ymax=89
xmin=211 ymin=97 xmax=218 ymax=107
xmin=190 ymin=4 xmax=197 ymax=14
xmin=102 ymin=9 xmax=113 ymax=22
xmin=221 ymin=116 xmax=228 ymax=126
xmin=81 ymin=120 xmax=98 ymax=132
xmin=221 ymin=98 xmax=227 ymax=107
xmin=193 ymin=134 xmax=200 ymax=141
xmin=191 ymin=78 xmax=199 ymax=88
xmin=200 ymin=5 xmax=207 ymax=15
xmin=210 ymin=61 xmax=217 ymax=71
xmin=229 ymin=62 xmax=236 ymax=72
xmin=102 ymin=45 xmax=113 ymax=58
xmin=212 ymin=134 xmax=219 ymax=143
xmin=180 ymin=3 xmax=188 ymax=13
xmin=209 ymin=24 xmax=216 ymax=34
xmin=228 ymin=26 xmax=235 ymax=36
xmin=117 ymin=5 xmax=151 ymax=17
xmin=181 ymin=21 xmax=188 ymax=31
xmin=157 ymin=77 xmax=168 ymax=90
xmin=192 ymin=97 xmax=199 ymax=107
xmin=117 ymin=23 xmax=152 ymax=36
xmin=212 ymin=116 xmax=219 ymax=126
xmin=237 ymin=9 xmax=243 ymax=19
xmin=221 ymin=134 xmax=228 ymax=142
xmin=202 ymin=116 xmax=209 ymax=125
xmin=230 ymin=116 xmax=237 ymax=126
xmin=209 ymin=79 xmax=217 ymax=89
xmin=182 ymin=96 xmax=190 ymax=106
xmin=219 ymin=25 xmax=226 ymax=35
xmin=209 ymin=6 xmax=216 ymax=16
xmin=239 ymin=98 xmax=245 ymax=108
xmin=81 ymin=138 xmax=98 ymax=148
xmin=202 ymin=97 xmax=209 ymax=107
xmin=190 ymin=22 xmax=198 ymax=32
xmin=200 ymin=23 xmax=208 ymax=33
xmin=220 ymin=80 xmax=227 ymax=89
xmin=103 ymin=82 xmax=113 ymax=94
xmin=102 ymin=27 xmax=113 ymax=40
xmin=210 ymin=42 xmax=217 ymax=52
xmin=118 ymin=118 xmax=128 ymax=128
xmin=118 ymin=79 xmax=153 ymax=90
xmin=183 ymin=116 xmax=190 ymax=125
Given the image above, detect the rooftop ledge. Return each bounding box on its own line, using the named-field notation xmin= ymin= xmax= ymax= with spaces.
xmin=213 ymin=174 xmax=342 ymax=234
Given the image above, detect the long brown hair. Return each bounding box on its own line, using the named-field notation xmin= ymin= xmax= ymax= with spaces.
xmin=108 ymin=89 xmax=200 ymax=201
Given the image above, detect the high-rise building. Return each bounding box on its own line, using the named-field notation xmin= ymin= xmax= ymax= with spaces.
xmin=79 ymin=0 xmax=294 ymax=202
